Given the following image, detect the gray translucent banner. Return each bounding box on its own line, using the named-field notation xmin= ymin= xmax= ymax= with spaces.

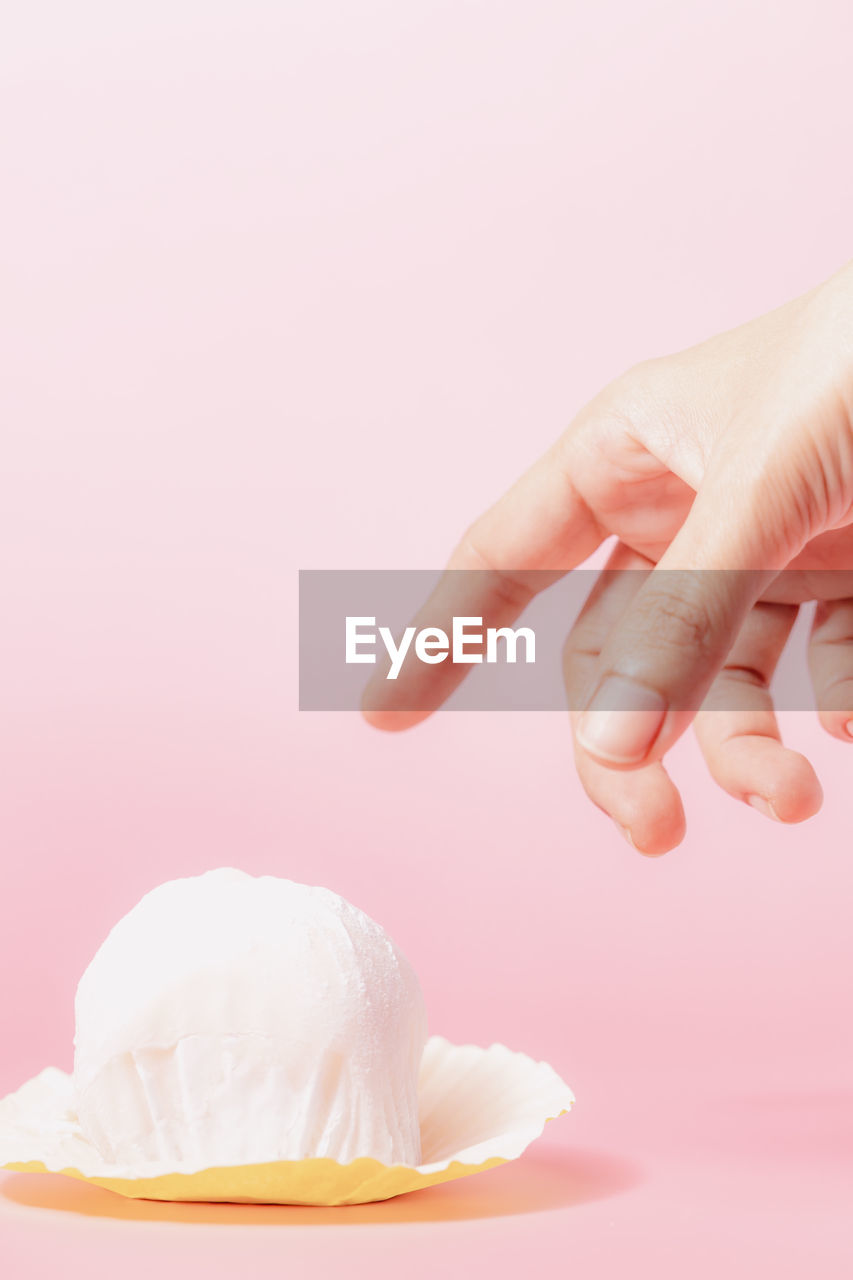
xmin=299 ymin=569 xmax=853 ymax=712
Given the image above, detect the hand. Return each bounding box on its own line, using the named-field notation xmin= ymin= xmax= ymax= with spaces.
xmin=364 ymin=260 xmax=853 ymax=854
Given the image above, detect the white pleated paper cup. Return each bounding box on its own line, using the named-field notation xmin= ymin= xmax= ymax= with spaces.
xmin=0 ymin=1035 xmax=574 ymax=1205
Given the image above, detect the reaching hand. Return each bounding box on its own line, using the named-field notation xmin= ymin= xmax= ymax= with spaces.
xmin=364 ymin=260 xmax=853 ymax=854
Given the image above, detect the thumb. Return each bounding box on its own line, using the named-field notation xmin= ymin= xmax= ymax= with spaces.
xmin=575 ymin=478 xmax=786 ymax=768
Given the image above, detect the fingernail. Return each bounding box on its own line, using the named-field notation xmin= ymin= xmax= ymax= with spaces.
xmin=618 ymin=825 xmax=636 ymax=849
xmin=844 ymin=720 xmax=853 ymax=740
xmin=747 ymin=794 xmax=780 ymax=821
xmin=577 ymin=677 xmax=667 ymax=764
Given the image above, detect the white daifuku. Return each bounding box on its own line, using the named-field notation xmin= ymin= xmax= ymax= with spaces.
xmin=72 ymin=869 xmax=428 ymax=1167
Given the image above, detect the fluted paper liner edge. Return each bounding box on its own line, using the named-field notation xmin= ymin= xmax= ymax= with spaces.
xmin=0 ymin=1035 xmax=574 ymax=1204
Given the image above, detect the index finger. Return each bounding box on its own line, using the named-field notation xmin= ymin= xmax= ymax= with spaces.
xmin=362 ymin=437 xmax=604 ymax=728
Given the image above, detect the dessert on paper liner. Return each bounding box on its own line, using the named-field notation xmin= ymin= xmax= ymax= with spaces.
xmin=0 ymin=869 xmax=574 ymax=1205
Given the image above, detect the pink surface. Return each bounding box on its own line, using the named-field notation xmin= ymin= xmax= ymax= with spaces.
xmin=1 ymin=2 xmax=852 ymax=1276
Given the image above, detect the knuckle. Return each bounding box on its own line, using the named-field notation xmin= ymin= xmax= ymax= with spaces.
xmin=454 ymin=530 xmax=534 ymax=613
xmin=581 ymin=358 xmax=666 ymax=447
xmin=632 ymin=586 xmax=715 ymax=656
xmin=488 ymin=569 xmax=534 ymax=615
xmin=454 ymin=525 xmax=499 ymax=576
xmin=562 ymin=613 xmax=602 ymax=662
xmin=611 ymin=357 xmax=664 ymax=406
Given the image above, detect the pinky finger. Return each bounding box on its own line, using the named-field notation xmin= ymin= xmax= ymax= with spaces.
xmin=809 ymin=599 xmax=853 ymax=743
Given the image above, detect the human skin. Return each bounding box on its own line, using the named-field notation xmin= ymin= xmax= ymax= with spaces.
xmin=364 ymin=259 xmax=853 ymax=855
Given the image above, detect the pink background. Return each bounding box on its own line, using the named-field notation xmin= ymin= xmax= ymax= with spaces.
xmin=2 ymin=2 xmax=852 ymax=1275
